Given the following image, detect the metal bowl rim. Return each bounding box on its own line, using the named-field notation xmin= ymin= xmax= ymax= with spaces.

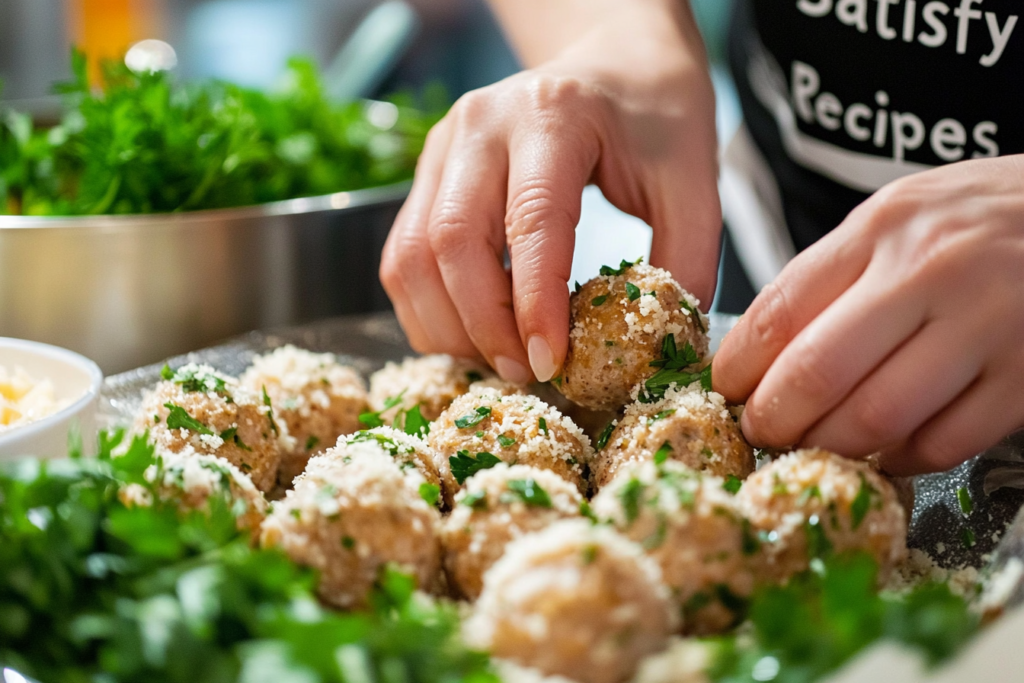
xmin=0 ymin=181 xmax=411 ymax=230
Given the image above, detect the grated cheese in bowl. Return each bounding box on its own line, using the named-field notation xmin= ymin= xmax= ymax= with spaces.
xmin=0 ymin=365 xmax=68 ymax=432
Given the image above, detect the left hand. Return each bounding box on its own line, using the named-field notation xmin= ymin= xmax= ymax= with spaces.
xmin=714 ymin=156 xmax=1024 ymax=476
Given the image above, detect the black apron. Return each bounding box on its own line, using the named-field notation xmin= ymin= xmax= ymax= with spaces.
xmin=729 ymin=0 xmax=1023 ymax=253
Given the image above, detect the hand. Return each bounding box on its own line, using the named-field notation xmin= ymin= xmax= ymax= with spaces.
xmin=379 ymin=2 xmax=721 ymax=384
xmin=714 ymin=156 xmax=1024 ymax=476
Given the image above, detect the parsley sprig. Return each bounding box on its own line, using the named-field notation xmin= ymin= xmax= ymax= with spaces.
xmin=500 ymin=479 xmax=553 ymax=508
xmin=449 ymin=450 xmax=502 ymax=485
xmin=640 ymin=333 xmax=712 ymax=402
xmin=599 ymin=257 xmax=643 ymax=277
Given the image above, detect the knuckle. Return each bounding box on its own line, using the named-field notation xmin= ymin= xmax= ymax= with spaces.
xmin=850 ymin=392 xmax=901 ymax=447
xmin=786 ymin=345 xmax=838 ymax=406
xmin=450 ymin=89 xmax=494 ymax=128
xmin=904 ymin=430 xmax=962 ymax=474
xmin=750 ymin=281 xmax=794 ymax=351
xmin=505 ymin=181 xmax=578 ymax=243
xmin=427 ymin=205 xmax=476 ymax=257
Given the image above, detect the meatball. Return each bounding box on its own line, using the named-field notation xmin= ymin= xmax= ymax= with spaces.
xmin=736 ymin=448 xmax=907 ymax=583
xmin=240 ymin=345 xmax=368 ymax=486
xmin=441 ymin=464 xmax=583 ymax=599
xmin=260 ymin=449 xmax=441 ymax=609
xmin=325 ymin=427 xmax=444 ymax=506
xmin=428 ymin=390 xmax=593 ymax=497
xmin=592 ymin=386 xmax=755 ymax=492
xmin=135 ymin=363 xmax=288 ymax=492
xmin=592 ymin=460 xmax=755 ymax=634
xmin=465 ymin=519 xmax=676 ymax=683
xmin=557 ymin=262 xmax=709 ymax=412
xmin=368 ymin=354 xmax=494 ymax=422
xmin=120 ymin=446 xmax=268 ymax=538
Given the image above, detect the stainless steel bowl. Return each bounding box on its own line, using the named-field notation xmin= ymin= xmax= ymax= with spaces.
xmin=0 ymin=183 xmax=408 ymax=374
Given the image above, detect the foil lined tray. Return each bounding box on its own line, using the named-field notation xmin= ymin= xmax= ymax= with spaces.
xmin=98 ymin=312 xmax=1024 ymax=603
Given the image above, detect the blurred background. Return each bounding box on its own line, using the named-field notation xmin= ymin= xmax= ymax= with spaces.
xmin=0 ymin=0 xmax=749 ymax=372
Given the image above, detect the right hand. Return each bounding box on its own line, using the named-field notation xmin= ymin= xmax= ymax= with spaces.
xmin=380 ymin=12 xmax=721 ymax=384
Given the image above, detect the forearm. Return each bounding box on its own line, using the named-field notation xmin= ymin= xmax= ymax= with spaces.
xmin=486 ymin=0 xmax=707 ymax=74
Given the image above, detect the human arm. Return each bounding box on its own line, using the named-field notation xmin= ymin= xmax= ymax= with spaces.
xmin=714 ymin=156 xmax=1024 ymax=475
xmin=379 ymin=0 xmax=720 ymax=383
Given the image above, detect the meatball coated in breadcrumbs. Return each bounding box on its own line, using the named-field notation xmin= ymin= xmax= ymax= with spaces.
xmin=369 ymin=354 xmax=494 ymax=422
xmin=557 ymin=263 xmax=709 ymax=412
xmin=134 ymin=364 xmax=287 ymax=492
xmin=428 ymin=389 xmax=593 ymax=497
xmin=441 ymin=464 xmax=583 ymax=600
xmin=240 ymin=345 xmax=368 ymax=486
xmin=592 ymin=461 xmax=755 ymax=635
xmin=737 ymin=448 xmax=907 ymax=583
xmin=119 ymin=446 xmax=268 ymax=538
xmin=320 ymin=427 xmax=443 ymax=504
xmin=592 ymin=386 xmax=754 ymax=492
xmin=466 ymin=520 xmax=676 ymax=683
xmin=260 ymin=450 xmax=441 ymax=609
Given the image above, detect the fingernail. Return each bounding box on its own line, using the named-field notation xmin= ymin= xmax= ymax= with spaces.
xmin=494 ymin=356 xmax=532 ymax=385
xmin=527 ymin=336 xmax=557 ymax=383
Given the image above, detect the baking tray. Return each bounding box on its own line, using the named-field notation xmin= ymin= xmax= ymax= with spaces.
xmin=98 ymin=312 xmax=1024 ymax=600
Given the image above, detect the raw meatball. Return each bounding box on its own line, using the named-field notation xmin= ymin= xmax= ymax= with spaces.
xmin=736 ymin=448 xmax=907 ymax=583
xmin=428 ymin=390 xmax=593 ymax=497
xmin=240 ymin=345 xmax=368 ymax=486
xmin=592 ymin=386 xmax=754 ymax=492
xmin=557 ymin=262 xmax=709 ymax=412
xmin=324 ymin=427 xmax=444 ymax=506
xmin=441 ymin=464 xmax=583 ymax=599
xmin=369 ymin=354 xmax=493 ymax=422
xmin=119 ymin=446 xmax=268 ymax=538
xmin=592 ymin=461 xmax=755 ymax=634
xmin=260 ymin=449 xmax=441 ymax=609
xmin=135 ymin=363 xmax=288 ymax=492
xmin=465 ymin=519 xmax=676 ymax=683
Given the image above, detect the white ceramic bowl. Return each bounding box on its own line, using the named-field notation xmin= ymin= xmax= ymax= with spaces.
xmin=0 ymin=338 xmax=103 ymax=460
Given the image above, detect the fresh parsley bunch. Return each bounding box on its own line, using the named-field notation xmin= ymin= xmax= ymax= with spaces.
xmin=0 ymin=50 xmax=445 ymax=216
xmin=0 ymin=431 xmax=495 ymax=683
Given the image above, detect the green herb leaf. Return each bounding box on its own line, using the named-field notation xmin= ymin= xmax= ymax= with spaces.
xmin=305 ymin=435 xmax=320 ymax=451
xmin=591 ymin=294 xmax=608 ymax=306
xmin=625 ymin=282 xmax=641 ymax=301
xmin=402 ymin=404 xmax=430 ymax=437
xmin=723 ymin=474 xmax=743 ymax=494
xmin=497 ymin=434 xmax=516 ymax=448
xmin=678 ymin=298 xmax=706 ymax=333
xmin=418 ymin=482 xmax=441 ymax=507
xmin=618 ymin=477 xmax=644 ymax=524
xmin=538 ymin=417 xmax=549 ymax=436
xmin=164 ymin=403 xmax=213 ymax=435
xmin=449 ymin=450 xmax=502 ymax=484
xmin=455 ymin=406 xmax=492 ymax=429
xmin=653 ymin=441 xmax=673 ymax=465
xmin=599 ymin=257 xmax=642 ymax=277
xmin=596 ymin=421 xmax=615 ymax=450
xmin=261 ymin=386 xmax=279 ymax=435
xmin=851 ymin=473 xmax=878 ymax=530
xmin=461 ymin=490 xmax=488 ymax=510
xmin=502 ymin=479 xmax=552 ymax=508
xmin=219 ymin=426 xmax=252 ymax=451
xmin=957 ymin=486 xmax=973 ymax=516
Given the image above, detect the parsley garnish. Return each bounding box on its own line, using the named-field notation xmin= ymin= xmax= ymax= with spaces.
xmin=538 ymin=417 xmax=549 ymax=436
xmin=574 ymin=281 xmax=581 ymax=293
xmin=501 ymin=479 xmax=552 ymax=508
xmin=305 ymin=435 xmax=320 ymax=451
xmin=497 ymin=434 xmax=516 ymax=448
xmin=678 ymin=298 xmax=707 ymax=334
xmin=619 ymin=478 xmax=644 ymax=524
xmin=342 ymin=536 xmax=356 ymax=549
xmin=163 ymin=364 xmax=229 ymax=395
xmin=651 ymin=409 xmax=676 ymax=422
xmin=653 ymin=441 xmax=672 ymax=465
xmin=640 ymin=333 xmax=708 ymax=402
xmin=599 ymin=257 xmax=642 ymax=277
xmin=741 ymin=519 xmax=761 ymax=555
xmin=418 ymin=483 xmax=441 ymax=507
xmin=579 ymin=500 xmax=597 ymax=521
xmin=454 ymin=406 xmax=492 ymax=429
xmin=359 ymin=391 xmax=406 ymax=428
xmin=399 ymin=404 xmax=430 ymax=437
xmin=956 ymin=486 xmax=973 ymax=516
xmin=596 ymin=422 xmax=615 ymax=450
xmin=164 ymin=403 xmax=213 ymax=436
xmin=604 ymin=340 xmax=615 ymax=347
xmin=723 ymin=475 xmax=743 ymax=494
xmin=851 ymin=474 xmax=878 ymax=530
xmin=461 ymin=490 xmax=488 ymax=509
xmin=219 ymin=426 xmax=251 ymax=451
xmin=261 ymin=386 xmax=279 ymax=435
xmin=591 ymin=294 xmax=608 ymax=306
xmin=804 ymin=514 xmax=833 ymax=558
xmin=962 ymin=527 xmax=976 ymax=548
xmin=466 ymin=370 xmax=484 ymax=384
xmin=449 ymin=450 xmax=502 ymax=484
xmin=625 ymin=282 xmax=641 ymax=301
